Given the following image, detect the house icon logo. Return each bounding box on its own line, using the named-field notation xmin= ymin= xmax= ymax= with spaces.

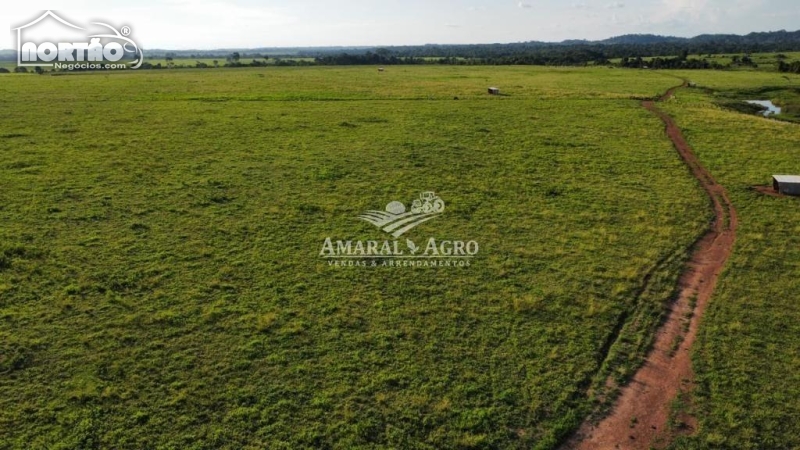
xmin=12 ymin=10 xmax=143 ymax=69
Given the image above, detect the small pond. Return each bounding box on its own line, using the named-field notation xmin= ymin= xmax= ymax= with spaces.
xmin=746 ymin=100 xmax=782 ymax=117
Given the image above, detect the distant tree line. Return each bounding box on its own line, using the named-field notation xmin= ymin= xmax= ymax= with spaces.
xmin=300 ymin=30 xmax=800 ymax=69
xmin=5 ymin=30 xmax=800 ymax=74
xmin=619 ymin=56 xmax=720 ymax=69
xmin=366 ymin=30 xmax=800 ymax=61
xmin=300 ymin=32 xmax=800 ymax=69
xmin=314 ymin=52 xmax=425 ymax=65
xmin=618 ymin=52 xmax=757 ymax=70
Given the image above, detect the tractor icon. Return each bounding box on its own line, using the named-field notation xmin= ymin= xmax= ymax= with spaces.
xmin=411 ymin=192 xmax=445 ymax=214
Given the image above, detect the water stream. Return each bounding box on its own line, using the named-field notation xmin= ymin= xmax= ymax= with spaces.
xmin=746 ymin=100 xmax=782 ymax=116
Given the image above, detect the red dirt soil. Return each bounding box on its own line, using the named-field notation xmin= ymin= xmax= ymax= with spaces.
xmin=752 ymin=185 xmax=788 ymax=198
xmin=565 ymin=84 xmax=738 ymax=450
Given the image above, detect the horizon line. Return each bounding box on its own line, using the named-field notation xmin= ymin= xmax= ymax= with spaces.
xmin=1 ymin=28 xmax=798 ymax=53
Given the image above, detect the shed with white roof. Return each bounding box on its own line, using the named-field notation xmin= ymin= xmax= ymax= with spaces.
xmin=773 ymin=175 xmax=800 ymax=196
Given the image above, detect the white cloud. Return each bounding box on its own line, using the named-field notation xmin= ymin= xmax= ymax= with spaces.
xmin=648 ymin=0 xmax=728 ymax=25
xmin=161 ymin=0 xmax=296 ymax=27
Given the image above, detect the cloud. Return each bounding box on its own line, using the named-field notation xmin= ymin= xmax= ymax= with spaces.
xmin=135 ymin=0 xmax=299 ymax=47
xmin=648 ymin=0 xmax=722 ymax=26
xmin=605 ymin=2 xmax=626 ymax=8
xmin=161 ymin=0 xmax=297 ymax=27
xmin=518 ymin=1 xmax=532 ymax=8
xmin=761 ymin=9 xmax=800 ymax=18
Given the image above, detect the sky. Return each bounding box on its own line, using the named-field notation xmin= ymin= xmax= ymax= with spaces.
xmin=2 ymin=0 xmax=800 ymax=50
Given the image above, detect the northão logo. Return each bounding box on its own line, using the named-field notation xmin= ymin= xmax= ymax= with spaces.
xmin=13 ymin=10 xmax=143 ymax=69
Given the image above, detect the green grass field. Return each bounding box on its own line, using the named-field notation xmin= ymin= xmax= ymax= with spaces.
xmin=661 ymin=73 xmax=800 ymax=450
xmin=675 ymin=70 xmax=800 ymax=122
xmin=0 ymin=65 xmax=798 ymax=449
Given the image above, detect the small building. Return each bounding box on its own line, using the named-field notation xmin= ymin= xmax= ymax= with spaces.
xmin=773 ymin=175 xmax=800 ymax=196
xmin=488 ymin=87 xmax=500 ymax=95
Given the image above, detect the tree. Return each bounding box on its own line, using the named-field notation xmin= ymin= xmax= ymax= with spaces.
xmin=213 ymin=60 xmax=219 ymax=68
xmin=225 ymin=52 xmax=242 ymax=66
xmin=34 ymin=66 xmax=44 ymax=74
xmin=13 ymin=66 xmax=27 ymax=73
xmin=0 ymin=68 xmax=9 ymax=73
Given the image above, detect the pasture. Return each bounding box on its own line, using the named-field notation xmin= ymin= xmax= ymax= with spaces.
xmin=0 ymin=65 xmax=797 ymax=449
xmin=663 ymin=72 xmax=800 ymax=449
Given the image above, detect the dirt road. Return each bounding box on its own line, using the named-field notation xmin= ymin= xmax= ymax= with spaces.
xmin=566 ymin=83 xmax=738 ymax=450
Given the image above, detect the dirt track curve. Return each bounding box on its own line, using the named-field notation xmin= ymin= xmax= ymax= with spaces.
xmin=566 ymin=83 xmax=738 ymax=450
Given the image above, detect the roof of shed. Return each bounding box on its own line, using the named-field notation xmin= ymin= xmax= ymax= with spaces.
xmin=773 ymin=175 xmax=800 ymax=184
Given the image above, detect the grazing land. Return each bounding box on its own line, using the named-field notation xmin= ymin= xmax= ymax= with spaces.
xmin=571 ymin=82 xmax=739 ymax=450
xmin=0 ymin=65 xmax=798 ymax=449
xmin=661 ymin=72 xmax=800 ymax=450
